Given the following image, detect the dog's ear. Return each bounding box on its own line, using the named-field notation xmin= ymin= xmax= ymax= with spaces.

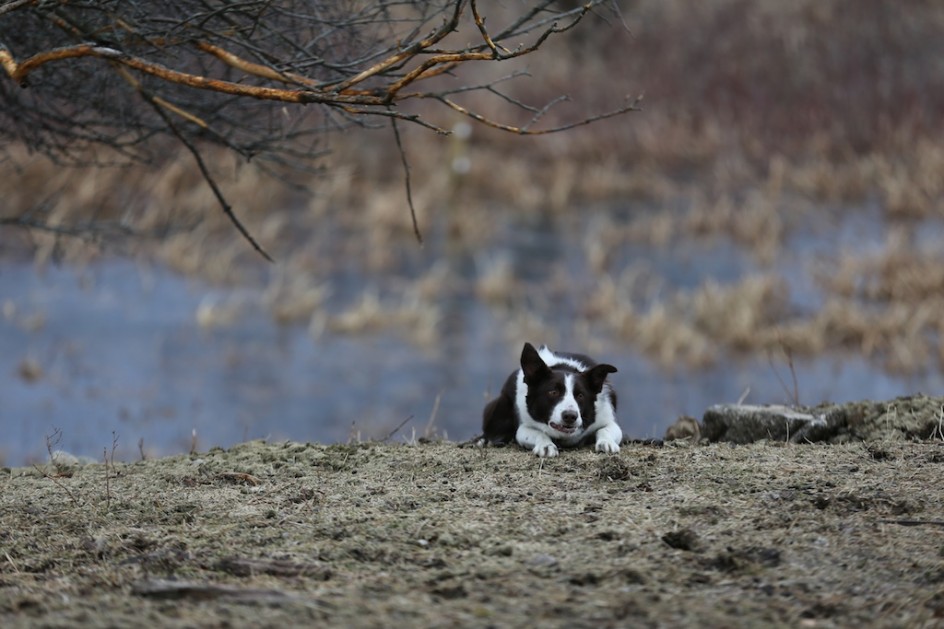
xmin=520 ymin=342 xmax=551 ymax=385
xmin=585 ymin=363 xmax=617 ymax=393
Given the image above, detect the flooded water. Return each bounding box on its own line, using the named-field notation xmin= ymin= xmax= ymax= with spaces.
xmin=2 ymin=205 xmax=942 ymax=466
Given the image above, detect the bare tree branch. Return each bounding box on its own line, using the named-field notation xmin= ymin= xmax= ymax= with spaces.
xmin=390 ymin=113 xmax=421 ymax=244
xmin=435 ymin=94 xmax=644 ymax=136
xmin=0 ymin=0 xmax=34 ymax=19
xmin=120 ymin=65 xmax=275 ymax=261
xmin=326 ymin=1 xmax=465 ymax=94
xmin=0 ymin=0 xmax=636 ymax=258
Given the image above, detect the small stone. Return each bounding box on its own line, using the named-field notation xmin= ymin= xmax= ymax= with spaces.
xmin=486 ymin=545 xmax=513 ymax=557
xmin=529 ymin=553 xmax=557 ymax=567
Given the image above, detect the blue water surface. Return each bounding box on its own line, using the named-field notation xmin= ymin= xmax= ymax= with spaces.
xmin=2 ymin=206 xmax=941 ymax=466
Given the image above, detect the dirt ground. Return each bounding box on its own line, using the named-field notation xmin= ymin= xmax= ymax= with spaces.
xmin=2 ymin=412 xmax=943 ymax=628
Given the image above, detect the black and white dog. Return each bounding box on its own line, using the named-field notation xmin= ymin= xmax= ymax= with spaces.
xmin=481 ymin=343 xmax=622 ymax=457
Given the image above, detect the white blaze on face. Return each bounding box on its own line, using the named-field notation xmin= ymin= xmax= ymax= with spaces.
xmin=549 ymin=373 xmax=583 ymax=432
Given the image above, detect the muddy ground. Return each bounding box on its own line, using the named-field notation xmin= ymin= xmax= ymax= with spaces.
xmin=2 ymin=408 xmax=943 ymax=628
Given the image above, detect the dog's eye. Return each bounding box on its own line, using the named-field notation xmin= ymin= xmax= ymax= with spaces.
xmin=576 ymin=392 xmax=585 ymax=400
xmin=548 ymin=390 xmax=560 ymax=398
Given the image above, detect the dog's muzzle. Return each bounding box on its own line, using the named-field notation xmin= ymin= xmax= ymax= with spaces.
xmin=551 ymin=411 xmax=580 ymax=434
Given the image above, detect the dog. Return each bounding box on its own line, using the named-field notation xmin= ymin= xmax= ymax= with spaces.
xmin=481 ymin=342 xmax=621 ymax=457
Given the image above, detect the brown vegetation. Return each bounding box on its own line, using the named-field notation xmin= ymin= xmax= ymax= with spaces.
xmin=3 ymin=0 xmax=944 ymax=373
xmin=2 ymin=433 xmax=943 ymax=627
xmin=0 ymin=1 xmax=639 ymax=258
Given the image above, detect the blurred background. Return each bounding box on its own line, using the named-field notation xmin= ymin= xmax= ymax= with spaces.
xmin=3 ymin=0 xmax=944 ymax=465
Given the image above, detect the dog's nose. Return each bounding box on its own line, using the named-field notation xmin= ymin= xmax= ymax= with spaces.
xmin=562 ymin=411 xmax=578 ymax=426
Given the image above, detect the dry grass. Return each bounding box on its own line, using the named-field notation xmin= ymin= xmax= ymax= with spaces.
xmin=584 ymin=273 xmax=788 ymax=369
xmin=323 ymin=288 xmax=441 ymax=348
xmin=2 ymin=438 xmax=943 ymax=627
xmin=3 ymin=0 xmax=944 ymax=376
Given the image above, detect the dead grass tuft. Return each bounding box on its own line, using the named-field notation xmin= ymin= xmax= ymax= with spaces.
xmin=588 ymin=274 xmax=788 ymax=369
xmin=324 ymin=288 xmax=441 ymax=348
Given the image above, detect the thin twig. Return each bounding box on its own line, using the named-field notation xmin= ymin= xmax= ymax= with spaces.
xmin=434 ymin=94 xmax=642 ymax=135
xmin=390 ymin=114 xmax=422 ymax=244
xmin=339 ymin=107 xmax=449 ymax=134
xmin=0 ymin=0 xmax=33 ymax=18
xmin=142 ymin=89 xmax=274 ymax=261
xmin=880 ymin=519 xmax=944 ymax=528
xmin=32 ymin=464 xmax=81 ymax=507
xmin=470 ymin=0 xmax=511 ymax=58
xmin=383 ymin=415 xmax=414 ymax=443
xmin=769 ymin=333 xmax=800 ymax=406
xmin=522 ymin=95 xmax=569 ymax=132
xmin=110 ymin=431 xmax=118 ymax=468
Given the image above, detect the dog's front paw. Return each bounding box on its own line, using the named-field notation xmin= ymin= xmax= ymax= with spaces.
xmin=533 ymin=442 xmax=559 ymax=458
xmin=595 ymin=439 xmax=620 ymax=454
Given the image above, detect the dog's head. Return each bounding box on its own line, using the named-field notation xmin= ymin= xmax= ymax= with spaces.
xmin=520 ymin=342 xmax=617 ymax=437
